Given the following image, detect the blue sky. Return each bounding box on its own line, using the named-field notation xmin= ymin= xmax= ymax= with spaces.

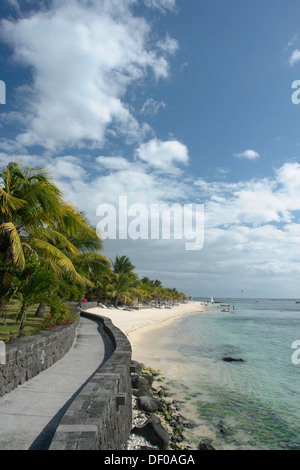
xmin=1 ymin=0 xmax=300 ymax=298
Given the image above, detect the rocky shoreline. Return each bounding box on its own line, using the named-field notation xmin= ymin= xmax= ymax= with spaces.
xmin=127 ymin=360 xmax=216 ymax=451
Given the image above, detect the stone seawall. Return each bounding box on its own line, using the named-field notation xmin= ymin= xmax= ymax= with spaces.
xmin=0 ymin=321 xmax=79 ymax=397
xmin=49 ymin=310 xmax=133 ymax=450
xmin=79 ymin=301 xmax=98 ymax=310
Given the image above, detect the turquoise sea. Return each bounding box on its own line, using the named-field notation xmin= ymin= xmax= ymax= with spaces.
xmin=164 ymin=298 xmax=300 ymax=450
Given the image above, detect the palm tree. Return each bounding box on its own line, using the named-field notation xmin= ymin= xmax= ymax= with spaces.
xmin=6 ymin=261 xmax=59 ymax=337
xmin=0 ymin=162 xmax=62 ymax=319
xmin=106 ymin=272 xmax=140 ymax=307
xmin=33 ymin=208 xmax=111 ymax=311
xmin=0 ymin=162 xmax=106 ymax=318
xmin=0 ymin=162 xmax=61 ymax=275
xmin=111 ymin=255 xmax=135 ymax=274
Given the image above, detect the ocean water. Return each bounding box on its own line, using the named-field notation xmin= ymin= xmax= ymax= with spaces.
xmin=163 ymin=299 xmax=300 ymax=450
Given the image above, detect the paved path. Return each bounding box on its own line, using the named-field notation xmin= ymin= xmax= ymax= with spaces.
xmin=0 ymin=316 xmax=113 ymax=450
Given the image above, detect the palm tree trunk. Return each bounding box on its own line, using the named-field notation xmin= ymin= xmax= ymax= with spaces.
xmin=0 ymin=248 xmax=10 ymax=326
xmin=35 ymin=302 xmax=46 ymax=318
xmin=18 ymin=302 xmax=27 ymax=338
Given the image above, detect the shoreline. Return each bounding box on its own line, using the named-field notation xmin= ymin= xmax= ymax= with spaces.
xmin=86 ymin=301 xmax=208 ymax=343
xmin=86 ymin=300 xmax=210 ymax=393
xmin=86 ymin=301 xmax=212 ymax=449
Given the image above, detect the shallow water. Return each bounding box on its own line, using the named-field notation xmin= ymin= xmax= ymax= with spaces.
xmin=156 ymin=299 xmax=300 ymax=450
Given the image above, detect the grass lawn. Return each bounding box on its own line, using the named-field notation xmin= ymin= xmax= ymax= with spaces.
xmin=0 ymin=300 xmax=51 ymax=343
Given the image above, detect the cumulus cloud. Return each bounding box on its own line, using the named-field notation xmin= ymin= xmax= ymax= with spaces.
xmin=0 ymin=0 xmax=177 ymax=150
xmin=276 ymin=162 xmax=300 ymax=191
xmin=196 ymin=164 xmax=300 ymax=229
xmin=96 ymin=156 xmax=132 ymax=171
xmin=48 ymin=155 xmax=88 ymax=180
xmin=135 ymin=138 xmax=189 ymax=174
xmin=234 ymin=149 xmax=260 ymax=160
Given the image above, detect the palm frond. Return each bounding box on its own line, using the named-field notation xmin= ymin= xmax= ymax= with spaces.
xmin=73 ymin=252 xmax=110 ymax=269
xmin=30 ymin=238 xmax=84 ymax=282
xmin=0 ymin=222 xmax=25 ymax=269
xmin=59 ymin=203 xmax=102 ymax=243
xmin=0 ymin=188 xmax=27 ymax=217
xmin=29 ymin=227 xmax=79 ymax=256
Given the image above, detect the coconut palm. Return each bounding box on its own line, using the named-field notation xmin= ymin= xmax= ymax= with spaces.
xmin=0 ymin=162 xmax=105 ymax=318
xmin=30 ymin=204 xmax=110 ymax=315
xmin=111 ymin=255 xmax=135 ymax=274
xmin=0 ymin=163 xmax=62 ymax=277
xmin=33 ymin=211 xmax=111 ymax=313
xmin=106 ymin=272 xmax=140 ymax=307
xmin=0 ymin=162 xmax=62 ymax=318
xmin=5 ymin=261 xmax=59 ymax=337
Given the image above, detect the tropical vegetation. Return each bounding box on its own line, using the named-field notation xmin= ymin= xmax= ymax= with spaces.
xmin=0 ymin=161 xmax=187 ymax=342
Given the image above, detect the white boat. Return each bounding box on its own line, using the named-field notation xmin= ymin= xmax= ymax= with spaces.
xmin=211 ymin=297 xmax=214 ymax=303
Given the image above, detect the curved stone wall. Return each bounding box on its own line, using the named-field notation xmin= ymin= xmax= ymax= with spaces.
xmin=0 ymin=320 xmax=79 ymax=397
xmin=49 ymin=310 xmax=132 ymax=450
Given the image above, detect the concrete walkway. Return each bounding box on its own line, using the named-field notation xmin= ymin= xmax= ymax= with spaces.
xmin=0 ymin=315 xmax=113 ymax=450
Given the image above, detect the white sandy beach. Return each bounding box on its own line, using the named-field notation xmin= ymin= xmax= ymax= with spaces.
xmin=86 ymin=301 xmax=208 ymax=377
xmin=87 ymin=301 xmax=214 ymax=446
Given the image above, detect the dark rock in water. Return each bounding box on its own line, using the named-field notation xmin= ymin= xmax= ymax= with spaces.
xmin=131 ymin=374 xmax=153 ymax=397
xmin=132 ymin=387 xmax=153 ymax=398
xmin=136 ymin=395 xmax=163 ymax=412
xmin=171 ymin=434 xmax=184 ymax=443
xmin=175 ymin=414 xmax=197 ymax=430
xmin=217 ymin=420 xmax=228 ymax=434
xmin=221 ymin=356 xmax=245 ymax=362
xmin=198 ymin=440 xmax=216 ymax=450
xmin=131 ymin=373 xmax=154 ymax=389
xmin=132 ymin=414 xmax=169 ymax=450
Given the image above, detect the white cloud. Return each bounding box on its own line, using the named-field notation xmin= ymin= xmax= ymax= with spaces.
xmin=197 ymin=167 xmax=300 ymax=228
xmin=0 ymin=0 xmax=177 ymax=150
xmin=157 ymin=34 xmax=179 ymax=55
xmin=48 ymin=155 xmax=88 ymax=180
xmin=234 ymin=149 xmax=260 ymax=160
xmin=289 ymin=49 xmax=300 ymax=66
xmin=141 ymin=98 xmax=166 ymax=116
xmin=38 ymin=155 xmax=300 ymax=256
xmin=0 ymin=138 xmax=27 ymax=154
xmin=276 ymin=162 xmax=300 ymax=191
xmin=0 ymin=152 xmax=46 ymax=169
xmin=143 ymin=0 xmax=177 ymax=13
xmin=135 ymin=138 xmax=189 ymax=174
xmin=96 ymin=156 xmax=132 ymax=171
